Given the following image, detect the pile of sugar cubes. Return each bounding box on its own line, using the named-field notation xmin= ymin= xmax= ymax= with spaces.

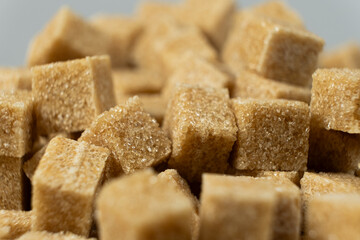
xmin=1 ymin=0 xmax=360 ymax=239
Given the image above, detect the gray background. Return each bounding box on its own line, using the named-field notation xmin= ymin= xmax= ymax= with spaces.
xmin=0 ymin=0 xmax=358 ymax=66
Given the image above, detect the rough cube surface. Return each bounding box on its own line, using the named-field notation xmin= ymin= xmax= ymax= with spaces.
xmin=319 ymin=42 xmax=360 ymax=69
xmin=163 ymin=85 xmax=237 ymax=182
xmin=17 ymin=231 xmax=93 ymax=240
xmin=0 ymin=91 xmax=33 ymax=158
xmin=27 ymin=7 xmax=110 ymax=66
xmin=199 ymin=174 xmax=276 ymax=240
xmin=32 ymin=137 xmax=109 ymax=236
xmin=96 ymin=169 xmax=193 ymax=240
xmin=0 ymin=156 xmax=23 ymax=210
xmin=230 ymin=98 xmax=310 ymax=171
xmin=232 ymin=70 xmax=311 ymax=104
xmin=305 ymin=194 xmax=360 ymax=240
xmin=223 ymin=15 xmax=324 ymax=86
xmin=79 ymin=96 xmax=171 ymax=175
xmin=32 ymin=55 xmax=116 ymax=134
xmin=0 ymin=68 xmax=32 ymax=91
xmin=308 ymin=118 xmax=360 ymax=173
xmin=0 ymin=210 xmax=31 ymax=239
xmin=310 ymin=68 xmax=360 ymax=133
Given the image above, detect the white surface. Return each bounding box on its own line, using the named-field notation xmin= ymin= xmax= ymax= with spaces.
xmin=0 ymin=0 xmax=359 ymax=66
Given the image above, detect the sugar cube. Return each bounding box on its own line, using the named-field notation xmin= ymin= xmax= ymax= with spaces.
xmin=136 ymin=1 xmax=180 ymax=24
xmin=32 ymin=55 xmax=116 ymax=134
xmin=319 ymin=42 xmax=360 ymax=69
xmin=0 ymin=91 xmax=33 ymax=158
xmin=27 ymin=7 xmax=111 ymax=66
xmin=163 ymin=85 xmax=237 ymax=182
xmin=79 ymin=96 xmax=171 ymax=175
xmin=0 ymin=210 xmax=31 ymax=239
xmin=17 ymin=231 xmax=94 ymax=240
xmin=96 ymin=169 xmax=193 ymax=240
xmin=32 ymin=137 xmax=110 ymax=236
xmin=223 ymin=15 xmax=324 ymax=86
xmin=310 ymin=68 xmax=360 ymax=133
xmin=0 ymin=68 xmax=31 ymax=91
xmin=230 ymin=98 xmax=310 ymax=171
xmin=198 ymin=174 xmax=276 ymax=240
xmin=305 ymin=194 xmax=360 ymax=240
xmin=232 ymin=70 xmax=311 ymax=104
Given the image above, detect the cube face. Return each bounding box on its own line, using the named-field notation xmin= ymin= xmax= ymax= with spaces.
xmin=0 ymin=68 xmax=32 ymax=91
xmin=199 ymin=174 xmax=276 ymax=240
xmin=96 ymin=169 xmax=193 ymax=240
xmin=27 ymin=7 xmax=110 ymax=67
xmin=230 ymin=99 xmax=310 ymax=171
xmin=163 ymin=85 xmax=237 ymax=182
xmin=310 ymin=68 xmax=360 ymax=134
xmin=308 ymin=119 xmax=360 ymax=173
xmin=32 ymin=55 xmax=115 ymax=134
xmin=0 ymin=156 xmax=23 ymax=210
xmin=0 ymin=210 xmax=31 ymax=239
xmin=305 ymin=194 xmax=360 ymax=240
xmin=232 ymin=70 xmax=311 ymax=104
xmin=0 ymin=91 xmax=33 ymax=158
xmin=32 ymin=137 xmax=109 ymax=236
xmin=79 ymin=96 xmax=171 ymax=175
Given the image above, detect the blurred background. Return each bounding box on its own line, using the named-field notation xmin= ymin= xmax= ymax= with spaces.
xmin=0 ymin=0 xmax=359 ymax=66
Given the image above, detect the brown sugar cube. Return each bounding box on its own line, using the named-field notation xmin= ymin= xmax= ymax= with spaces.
xmin=0 ymin=91 xmax=33 ymax=158
xmin=232 ymin=70 xmax=311 ymax=104
xmin=223 ymin=15 xmax=324 ymax=86
xmin=32 ymin=55 xmax=116 ymax=134
xmin=163 ymin=85 xmax=237 ymax=182
xmin=300 ymin=172 xmax=360 ymax=213
xmin=158 ymin=169 xmax=199 ymax=212
xmin=96 ymin=169 xmax=193 ymax=240
xmin=23 ymin=144 xmax=47 ymax=181
xmin=199 ymin=174 xmax=276 ymax=240
xmin=138 ymin=94 xmax=167 ymax=125
xmin=136 ymin=1 xmax=180 ymax=24
xmin=319 ymin=42 xmax=360 ymax=69
xmin=179 ymin=0 xmax=236 ymax=48
xmin=27 ymin=7 xmax=111 ymax=67
xmin=162 ymin=54 xmax=233 ymax=102
xmin=0 ymin=157 xmax=23 ymax=210
xmin=310 ymin=68 xmax=360 ymax=134
xmin=308 ymin=118 xmax=360 ymax=173
xmin=32 ymin=137 xmax=110 ymax=236
xmin=79 ymin=96 xmax=171 ymax=175
xmin=0 ymin=68 xmax=32 ymax=91
xmin=17 ymin=231 xmax=95 ymax=240
xmin=0 ymin=210 xmax=31 ymax=239
xmin=91 ymin=15 xmax=143 ymax=67
xmin=305 ymin=194 xmax=360 ymax=240
xmin=230 ymin=98 xmax=310 ymax=171
xmin=113 ymin=69 xmax=165 ymax=97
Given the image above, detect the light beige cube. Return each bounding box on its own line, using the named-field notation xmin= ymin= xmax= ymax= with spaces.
xmin=0 ymin=68 xmax=31 ymax=91
xmin=0 ymin=210 xmax=31 ymax=239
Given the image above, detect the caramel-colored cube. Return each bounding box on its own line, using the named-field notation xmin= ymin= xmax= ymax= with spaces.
xmin=0 ymin=157 xmax=23 ymax=210
xmin=32 ymin=137 xmax=110 ymax=236
xmin=230 ymin=98 xmax=310 ymax=171
xmin=223 ymin=15 xmax=324 ymax=86
xmin=0 ymin=68 xmax=31 ymax=91
xmin=17 ymin=231 xmax=94 ymax=240
xmin=0 ymin=210 xmax=31 ymax=239
xmin=163 ymin=85 xmax=237 ymax=182
xmin=162 ymin=54 xmax=233 ymax=102
xmin=300 ymin=172 xmax=360 ymax=211
xmin=232 ymin=70 xmax=311 ymax=104
xmin=96 ymin=169 xmax=193 ymax=240
xmin=27 ymin=7 xmax=110 ymax=66
xmin=319 ymin=42 xmax=360 ymax=69
xmin=113 ymin=69 xmax=165 ymax=97
xmin=179 ymin=0 xmax=236 ymax=48
xmin=32 ymin=55 xmax=116 ymax=134
xmin=305 ymin=194 xmax=360 ymax=240
xmin=91 ymin=16 xmax=143 ymax=67
xmin=0 ymin=91 xmax=33 ymax=158
xmin=79 ymin=96 xmax=171 ymax=175
xmin=308 ymin=118 xmax=360 ymax=173
xmin=310 ymin=68 xmax=360 ymax=134
xmin=199 ymin=174 xmax=276 ymax=240
xmin=23 ymin=144 xmax=47 ymax=181
xmin=158 ymin=169 xmax=199 ymax=212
